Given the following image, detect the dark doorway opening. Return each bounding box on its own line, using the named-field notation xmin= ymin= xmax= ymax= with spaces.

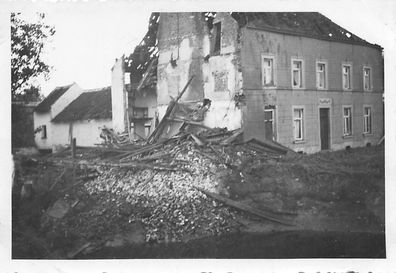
xmin=320 ymin=108 xmax=330 ymax=150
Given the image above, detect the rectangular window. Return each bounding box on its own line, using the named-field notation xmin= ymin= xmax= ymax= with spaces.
xmin=292 ymin=60 xmax=303 ymax=88
xmin=316 ymin=62 xmax=326 ymax=89
xmin=343 ymin=107 xmax=352 ymax=136
xmin=293 ymin=108 xmax=304 ymax=141
xmin=363 ymin=106 xmax=372 ymax=134
xmin=363 ymin=67 xmax=372 ymax=91
xmin=212 ymin=22 xmax=221 ymax=54
xmin=262 ymin=56 xmax=275 ymax=86
xmin=264 ymin=108 xmax=275 ymax=140
xmin=41 ymin=125 xmax=47 ymax=139
xmin=342 ymin=64 xmax=352 ymax=90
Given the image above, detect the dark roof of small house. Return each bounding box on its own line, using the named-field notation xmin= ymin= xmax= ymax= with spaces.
xmin=230 ymin=12 xmax=382 ymax=49
xmin=35 ymin=84 xmax=73 ymax=113
xmin=52 ymin=87 xmax=112 ymax=123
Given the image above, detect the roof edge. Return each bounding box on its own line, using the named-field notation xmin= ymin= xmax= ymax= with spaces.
xmin=245 ymin=25 xmax=383 ymax=50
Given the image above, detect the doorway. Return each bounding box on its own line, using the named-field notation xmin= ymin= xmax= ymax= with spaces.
xmin=319 ymin=108 xmax=330 ymax=150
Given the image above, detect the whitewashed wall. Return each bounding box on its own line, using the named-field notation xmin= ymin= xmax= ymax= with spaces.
xmin=111 ymin=58 xmax=128 ymax=133
xmin=51 ymin=119 xmax=112 ymax=148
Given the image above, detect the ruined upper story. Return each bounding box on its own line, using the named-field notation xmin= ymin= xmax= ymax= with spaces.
xmin=156 ymin=12 xmax=242 ymax=106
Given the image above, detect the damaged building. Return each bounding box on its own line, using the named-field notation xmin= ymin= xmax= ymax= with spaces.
xmin=114 ymin=12 xmax=383 ymax=153
xmin=34 ymin=12 xmax=383 ymax=153
xmin=33 ymin=84 xmax=112 ymax=150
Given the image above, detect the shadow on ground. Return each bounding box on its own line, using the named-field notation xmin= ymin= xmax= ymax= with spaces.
xmin=77 ymin=230 xmax=385 ymax=259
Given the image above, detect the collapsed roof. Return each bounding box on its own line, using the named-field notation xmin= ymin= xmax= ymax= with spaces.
xmin=124 ymin=13 xmax=159 ymax=91
xmin=52 ymin=87 xmax=112 ymax=123
xmin=35 ymin=83 xmax=73 ymax=113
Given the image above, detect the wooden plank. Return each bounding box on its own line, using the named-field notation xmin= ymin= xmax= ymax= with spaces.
xmin=245 ymin=138 xmax=291 ymax=155
xmin=49 ymin=168 xmax=67 ymax=191
xmin=71 ymin=138 xmax=76 ymax=158
xmin=117 ymin=143 xmax=164 ymax=162
xmin=190 ymin=133 xmax=205 ymax=146
xmin=67 ymin=242 xmax=92 ymax=259
xmin=220 ymin=128 xmax=243 ymax=145
xmin=138 ymin=151 xmax=169 ymax=162
xmin=85 ymin=162 xmax=180 ymax=172
xmin=148 ymin=75 xmax=194 ymax=143
xmin=195 ymin=187 xmax=295 ymax=226
xmin=167 ymin=117 xmax=215 ymax=131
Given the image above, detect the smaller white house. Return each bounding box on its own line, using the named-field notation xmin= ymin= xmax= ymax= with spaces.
xmin=34 ymin=83 xmax=83 ymax=150
xmin=34 ymin=83 xmax=113 ymax=151
xmin=51 ymin=87 xmax=112 ymax=148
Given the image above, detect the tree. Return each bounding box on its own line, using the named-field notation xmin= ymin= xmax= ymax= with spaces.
xmin=11 ymin=12 xmax=55 ymax=101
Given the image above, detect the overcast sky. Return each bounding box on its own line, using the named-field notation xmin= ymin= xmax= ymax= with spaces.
xmin=6 ymin=0 xmax=396 ymax=96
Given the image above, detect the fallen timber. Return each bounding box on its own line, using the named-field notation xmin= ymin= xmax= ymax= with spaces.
xmin=195 ymin=187 xmax=295 ymax=226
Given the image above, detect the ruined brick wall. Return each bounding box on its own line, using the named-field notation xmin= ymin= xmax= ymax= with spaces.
xmin=157 ymin=12 xmax=243 ymax=130
xmin=157 ymin=12 xmax=206 ymax=105
xmin=241 ymin=28 xmax=384 ymax=152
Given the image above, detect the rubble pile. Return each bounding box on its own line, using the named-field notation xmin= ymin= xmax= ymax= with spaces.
xmin=85 ymin=139 xmax=233 ymax=242
xmin=81 ymin=123 xmax=292 ymax=243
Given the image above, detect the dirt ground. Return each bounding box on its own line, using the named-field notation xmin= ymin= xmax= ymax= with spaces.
xmin=11 ymin=144 xmax=385 ymax=259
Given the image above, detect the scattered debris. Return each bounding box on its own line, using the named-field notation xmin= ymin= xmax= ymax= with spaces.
xmin=46 ymin=199 xmax=71 ymax=219
xmin=99 ymin=126 xmax=130 ymax=147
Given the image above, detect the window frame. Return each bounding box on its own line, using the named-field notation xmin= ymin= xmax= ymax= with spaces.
xmin=363 ymin=66 xmax=372 ymax=91
xmin=363 ymin=105 xmax=372 ymax=134
xmin=342 ymin=105 xmax=353 ymax=136
xmin=261 ymin=54 xmax=276 ymax=87
xmin=316 ymin=61 xmax=328 ymax=90
xmin=291 ymin=58 xmax=304 ymax=89
xmin=342 ymin=63 xmax=353 ymax=91
xmin=292 ymin=106 xmax=305 ymax=141
xmin=264 ymin=107 xmax=277 ymax=141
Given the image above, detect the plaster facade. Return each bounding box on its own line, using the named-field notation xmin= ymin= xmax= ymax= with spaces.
xmin=241 ymin=27 xmax=384 ymax=153
xmin=51 ymin=119 xmax=112 ymax=148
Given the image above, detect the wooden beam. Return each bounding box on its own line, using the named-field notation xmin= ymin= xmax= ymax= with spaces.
xmin=195 ymin=187 xmax=295 ymax=226
xmin=147 ymin=75 xmax=195 ymax=143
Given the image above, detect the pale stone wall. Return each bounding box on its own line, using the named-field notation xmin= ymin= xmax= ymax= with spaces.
xmin=51 ymin=119 xmax=112 ymax=148
xmin=157 ymin=12 xmax=243 ymax=130
xmin=111 ymin=57 xmax=128 ymax=133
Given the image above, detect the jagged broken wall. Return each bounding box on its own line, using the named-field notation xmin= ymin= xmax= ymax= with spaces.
xmin=156 ymin=12 xmax=243 ymax=130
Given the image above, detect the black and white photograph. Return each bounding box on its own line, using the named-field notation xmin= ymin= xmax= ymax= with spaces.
xmin=2 ymin=0 xmax=396 ymax=271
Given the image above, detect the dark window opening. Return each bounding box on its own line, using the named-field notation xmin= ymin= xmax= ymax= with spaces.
xmin=132 ymin=107 xmax=149 ymax=118
xmin=41 ymin=125 xmax=47 ymax=139
xmin=212 ymin=22 xmax=221 ymax=55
